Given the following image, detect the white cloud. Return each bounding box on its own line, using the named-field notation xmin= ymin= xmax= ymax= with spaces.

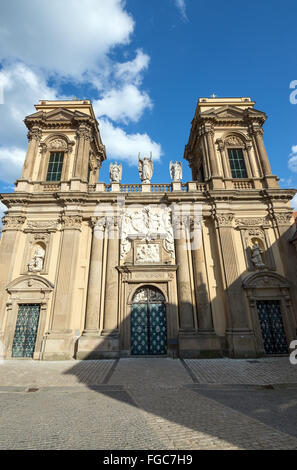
xmin=0 ymin=62 xmax=61 ymax=148
xmin=0 ymin=201 xmax=7 ymax=229
xmin=288 ymin=145 xmax=297 ymax=173
xmin=0 ymin=146 xmax=26 ymax=183
xmin=0 ymin=0 xmax=134 ymax=78
xmin=174 ymin=0 xmax=188 ymax=22
xmin=94 ymin=84 xmax=153 ymax=123
xmin=291 ymin=193 xmax=297 ymax=211
xmin=0 ymin=1 xmax=163 ymax=183
xmin=99 ymin=118 xmax=162 ymax=164
xmin=114 ymin=49 xmax=150 ymax=85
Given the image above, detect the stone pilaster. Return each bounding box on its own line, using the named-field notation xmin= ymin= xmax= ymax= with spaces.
xmin=102 ymin=218 xmax=120 ymax=336
xmin=0 ymin=216 xmax=25 ymax=334
xmin=84 ymin=218 xmax=105 ymax=332
xmin=73 ymin=125 xmax=92 ymax=181
xmin=43 ymin=215 xmax=82 ymax=360
xmin=21 ymin=128 xmax=42 ymax=180
xmin=191 ymin=219 xmax=213 ymax=332
xmin=76 ymin=217 xmax=106 ymax=359
xmin=214 ymin=213 xmax=256 ymax=357
xmin=190 ymin=217 xmax=223 ymax=356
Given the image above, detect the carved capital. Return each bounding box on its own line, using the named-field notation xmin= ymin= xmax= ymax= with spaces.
xmin=27 ymin=128 xmax=42 ymax=142
xmin=2 ymin=216 xmax=26 ymax=231
xmin=274 ymin=212 xmax=293 ymax=226
xmin=90 ymin=216 xmax=106 ymax=232
xmin=61 ymin=215 xmax=82 ymax=230
xmin=215 ymin=213 xmax=234 ymax=227
xmin=76 ymin=125 xmax=92 ymax=142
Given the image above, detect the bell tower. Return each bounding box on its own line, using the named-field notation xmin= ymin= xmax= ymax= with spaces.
xmin=184 ymin=97 xmax=279 ymax=190
xmin=16 ymin=99 xmax=106 ymax=192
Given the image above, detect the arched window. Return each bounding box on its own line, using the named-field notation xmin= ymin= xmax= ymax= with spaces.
xmin=227 ymin=148 xmax=248 ymax=178
xmin=224 ymin=135 xmax=248 ymax=179
xmin=46 ymin=151 xmax=64 ymax=181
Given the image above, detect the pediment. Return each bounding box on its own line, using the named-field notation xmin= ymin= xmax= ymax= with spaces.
xmin=242 ymin=272 xmax=290 ymax=289
xmin=201 ymin=105 xmax=266 ymax=121
xmin=7 ymin=275 xmax=54 ymax=292
xmin=25 ymin=107 xmax=90 ymax=122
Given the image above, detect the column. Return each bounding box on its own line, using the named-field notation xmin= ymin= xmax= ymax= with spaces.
xmin=245 ymin=141 xmax=259 ymax=178
xmin=205 ymin=127 xmax=219 ymax=177
xmin=102 ymin=218 xmax=119 ymax=335
xmin=191 ymin=219 xmax=214 ymax=332
xmin=83 ymin=218 xmax=105 ymax=333
xmin=50 ymin=215 xmax=82 ymax=332
xmin=217 ymin=139 xmax=231 ymax=178
xmin=214 ymin=213 xmax=256 ymax=356
xmin=73 ymin=125 xmax=91 ymax=180
xmin=21 ymin=128 xmax=42 ymax=180
xmin=252 ymin=128 xmax=272 ymax=176
xmin=173 ymin=216 xmax=195 ymax=331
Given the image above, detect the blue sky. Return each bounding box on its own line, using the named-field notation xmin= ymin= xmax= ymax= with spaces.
xmin=0 ymin=0 xmax=297 ymax=216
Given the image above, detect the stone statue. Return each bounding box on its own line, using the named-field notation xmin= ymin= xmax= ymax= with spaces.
xmin=28 ymin=245 xmax=45 ymax=272
xmin=169 ymin=161 xmax=182 ymax=182
xmin=138 ymin=153 xmax=153 ymax=183
xmin=251 ymin=242 xmax=265 ymax=268
xmin=109 ymin=162 xmax=122 ymax=183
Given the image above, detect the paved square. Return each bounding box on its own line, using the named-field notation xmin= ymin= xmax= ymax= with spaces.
xmin=0 ymin=357 xmax=296 ymax=450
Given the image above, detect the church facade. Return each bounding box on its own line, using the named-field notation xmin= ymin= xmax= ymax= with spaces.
xmin=0 ymin=97 xmax=296 ymax=360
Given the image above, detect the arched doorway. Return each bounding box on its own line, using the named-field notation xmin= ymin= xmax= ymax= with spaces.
xmin=131 ymin=286 xmax=167 ymax=355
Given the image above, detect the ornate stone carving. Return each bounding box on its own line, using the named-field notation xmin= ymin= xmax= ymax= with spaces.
xmin=27 ymin=128 xmax=42 ymax=141
xmin=250 ymin=242 xmax=265 ymax=269
xmin=26 ymin=220 xmax=58 ymax=231
xmin=2 ymin=216 xmax=26 ymax=230
xmin=138 ymin=153 xmax=153 ymax=183
xmin=109 ymin=162 xmax=122 ymax=183
xmin=48 ymin=138 xmax=67 ymax=150
xmin=247 ymin=228 xmax=265 ymax=238
xmin=28 ymin=245 xmax=45 ymax=273
xmin=215 ymin=213 xmax=234 ymax=227
xmin=235 ymin=217 xmax=269 ymax=227
xmin=224 ymin=135 xmax=243 ymax=146
xmin=169 ymin=161 xmax=182 ymax=182
xmin=76 ymin=125 xmax=92 ymax=141
xmin=61 ymin=215 xmax=82 ymax=230
xmin=136 ymin=243 xmax=160 ymax=263
xmin=274 ymin=212 xmax=293 ymax=226
xmin=120 ymin=206 xmax=175 ymax=260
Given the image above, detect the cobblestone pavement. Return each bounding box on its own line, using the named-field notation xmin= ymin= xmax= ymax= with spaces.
xmin=0 ymin=357 xmax=296 ymax=450
xmin=183 ymin=357 xmax=297 ymax=385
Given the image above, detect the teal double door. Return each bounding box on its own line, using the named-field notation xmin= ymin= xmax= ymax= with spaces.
xmin=131 ymin=286 xmax=167 ymax=355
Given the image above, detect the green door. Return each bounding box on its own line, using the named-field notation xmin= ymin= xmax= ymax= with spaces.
xmin=131 ymin=286 xmax=167 ymax=355
xmin=12 ymin=304 xmax=41 ymax=357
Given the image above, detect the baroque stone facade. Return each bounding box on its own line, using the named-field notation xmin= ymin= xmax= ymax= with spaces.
xmin=0 ymin=97 xmax=296 ymax=360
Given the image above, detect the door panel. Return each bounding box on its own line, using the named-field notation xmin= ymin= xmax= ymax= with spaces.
xmin=149 ymin=303 xmax=167 ymax=355
xmin=257 ymin=300 xmax=288 ymax=354
xmin=131 ymin=286 xmax=167 ymax=355
xmin=12 ymin=304 xmax=41 ymax=358
xmin=131 ymin=303 xmax=148 ymax=355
